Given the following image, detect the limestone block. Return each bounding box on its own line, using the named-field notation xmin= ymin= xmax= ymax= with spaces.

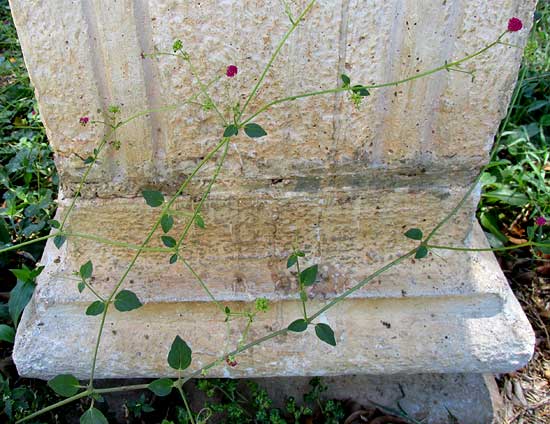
xmin=9 ymin=0 xmax=537 ymax=380
xmin=14 ymin=223 xmax=534 ymax=378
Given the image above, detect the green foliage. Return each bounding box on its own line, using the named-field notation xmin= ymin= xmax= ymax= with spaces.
xmin=243 ymin=123 xmax=267 ymax=138
xmin=223 ymin=124 xmax=238 ymax=137
xmin=148 ymin=378 xmax=174 ymax=397
xmin=79 ymin=260 xmax=93 ymax=279
xmin=0 ymin=324 xmax=15 ymax=343
xmin=125 ymin=393 xmax=155 ymax=419
xmin=113 ymin=289 xmax=142 ymax=312
xmin=478 ymin=4 xmax=549 ymax=251
xmin=414 ymin=245 xmax=429 ymax=259
xmin=47 ymin=374 xmax=80 ymax=397
xmin=404 ymin=228 xmax=423 ymax=240
xmin=161 ymin=235 xmax=177 ymax=248
xmin=167 ymin=335 xmax=192 ymax=370
xmin=80 ymin=407 xmax=108 ymax=424
xmin=142 ymin=190 xmax=165 ymax=207
xmin=314 ymin=323 xmax=336 ymax=346
xmin=85 ymin=300 xmax=105 ymax=316
xmin=53 ymin=234 xmax=66 ymax=249
xmin=288 ymin=319 xmax=308 ymax=332
xmin=161 ymin=214 xmax=174 ymax=233
xmin=299 ymin=264 xmax=318 ymax=286
xmin=8 ymin=264 xmax=41 ymax=326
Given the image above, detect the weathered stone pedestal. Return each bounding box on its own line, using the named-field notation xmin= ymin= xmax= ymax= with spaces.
xmin=10 ymin=0 xmax=535 ymax=418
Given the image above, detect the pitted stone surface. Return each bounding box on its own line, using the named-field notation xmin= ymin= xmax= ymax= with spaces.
xmin=9 ymin=0 xmax=536 ymax=379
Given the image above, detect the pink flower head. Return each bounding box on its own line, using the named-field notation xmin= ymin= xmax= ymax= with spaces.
xmin=535 ymin=216 xmax=547 ymax=226
xmin=225 ymin=356 xmax=238 ymax=367
xmin=507 ymin=17 xmax=523 ymax=32
xmin=226 ymin=65 xmax=238 ymax=78
xmin=79 ymin=116 xmax=89 ymax=126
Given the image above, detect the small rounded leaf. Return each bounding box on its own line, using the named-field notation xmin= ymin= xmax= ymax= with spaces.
xmin=288 ymin=319 xmax=308 ymax=332
xmin=244 ymin=123 xmax=267 ymax=138
xmin=54 ymin=235 xmax=66 ymax=249
xmin=167 ymin=335 xmax=192 ymax=370
xmin=48 ymin=374 xmax=80 ymax=397
xmin=114 ymin=290 xmax=142 ymax=312
xmin=142 ymin=190 xmax=164 ymax=207
xmin=300 ymin=265 xmax=318 ymax=286
xmin=169 ymin=254 xmax=178 ymax=264
xmin=315 ymin=323 xmax=336 ymax=346
xmin=79 ymin=260 xmax=93 ymax=279
xmin=415 ymin=245 xmax=429 ymax=259
xmin=77 ymin=281 xmax=85 ymax=293
xmin=161 ymin=236 xmax=177 ymax=248
xmin=80 ymin=407 xmax=108 ymax=424
xmin=161 ymin=214 xmax=174 ymax=233
xmin=195 ymin=214 xmax=205 ymax=229
xmin=404 ymin=228 xmax=423 ymax=240
xmin=148 ymin=378 xmax=174 ymax=397
xmin=86 ymin=301 xmax=105 ymax=316
xmin=223 ymin=124 xmax=238 ymax=138
xmin=0 ymin=324 xmax=15 ymax=343
xmin=286 ymin=254 xmax=297 ymax=269
xmin=341 ymin=74 xmax=351 ymax=86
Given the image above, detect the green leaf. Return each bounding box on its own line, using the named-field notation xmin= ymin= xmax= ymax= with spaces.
xmin=195 ymin=214 xmax=205 ymax=229
xmin=54 ymin=235 xmax=66 ymax=249
xmin=161 ymin=236 xmax=177 ymax=248
xmin=223 ymin=124 xmax=238 ymax=138
xmin=300 ymin=265 xmax=318 ymax=286
xmin=85 ymin=301 xmax=105 ymax=316
xmin=8 ymin=279 xmax=35 ymax=327
xmin=288 ymin=319 xmax=308 ymax=332
xmin=83 ymin=157 xmax=94 ymax=165
xmin=142 ymin=190 xmax=164 ymax=207
xmin=244 ymin=123 xmax=267 ymax=138
xmin=148 ymin=378 xmax=174 ymax=397
xmin=80 ymin=407 xmax=108 ymax=424
xmin=351 ymin=85 xmax=370 ymax=96
xmin=315 ymin=323 xmax=336 ymax=346
xmin=341 ymin=74 xmax=350 ymax=86
xmin=169 ymin=254 xmax=178 ymax=264
xmin=172 ymin=39 xmax=183 ymax=52
xmin=161 ymin=214 xmax=174 ymax=233
xmin=48 ymin=219 xmax=61 ymax=229
xmin=415 ymin=245 xmax=428 ymax=259
xmin=0 ymin=324 xmax=15 ymax=343
xmin=167 ymin=335 xmax=192 ymax=370
xmin=79 ymin=260 xmax=93 ymax=280
xmin=77 ymin=281 xmax=85 ymax=293
xmin=287 ymin=254 xmax=297 ymax=269
xmin=48 ymin=374 xmax=80 ymax=397
xmin=114 ymin=290 xmax=142 ymax=312
xmin=404 ymin=228 xmax=423 ymax=240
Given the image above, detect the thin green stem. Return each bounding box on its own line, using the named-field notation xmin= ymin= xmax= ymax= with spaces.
xmin=64 ymin=232 xmax=171 ymax=253
xmin=88 ymin=137 xmax=229 ymax=384
xmin=177 ymin=385 xmax=196 ymax=424
xmin=425 ymin=65 xmax=526 ymax=243
xmin=182 ymin=258 xmax=225 ymax=313
xmin=0 ymin=233 xmax=52 ymax=254
xmin=237 ymin=0 xmax=317 ymax=122
xmin=185 ymin=56 xmax=227 ymax=125
xmin=308 ymin=249 xmax=416 ymax=322
xmin=241 ymin=32 xmax=507 ymax=126
xmin=295 ymin=257 xmax=308 ymax=320
xmin=81 ymin=278 xmax=105 ymax=302
xmin=15 ymin=390 xmax=91 ymax=423
xmin=175 ymin=140 xmax=230 ymax=250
